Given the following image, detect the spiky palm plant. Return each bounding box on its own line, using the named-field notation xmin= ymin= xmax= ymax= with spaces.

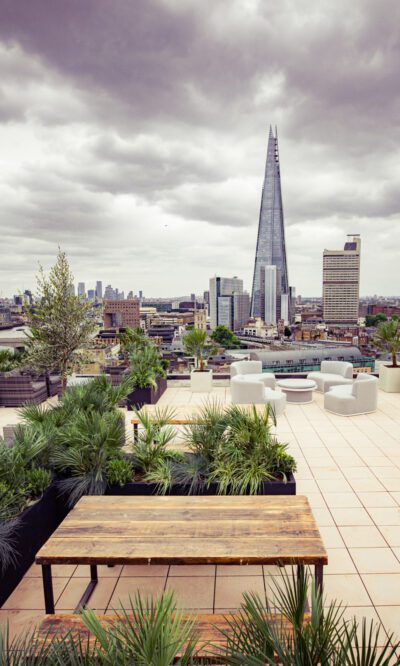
xmin=52 ymin=410 xmax=125 ymax=506
xmin=218 ymin=568 xmax=400 ymax=665
xmin=132 ymin=407 xmax=177 ymax=475
xmin=183 ymin=328 xmax=216 ymax=371
xmin=128 ymin=344 xmax=166 ymax=389
xmin=374 ymin=318 xmax=400 ymax=367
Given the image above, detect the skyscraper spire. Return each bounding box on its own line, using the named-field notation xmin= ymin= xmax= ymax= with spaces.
xmin=250 ymin=126 xmax=289 ymax=319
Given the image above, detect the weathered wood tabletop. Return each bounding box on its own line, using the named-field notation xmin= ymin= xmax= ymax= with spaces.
xmin=36 ymin=495 xmax=327 ymax=613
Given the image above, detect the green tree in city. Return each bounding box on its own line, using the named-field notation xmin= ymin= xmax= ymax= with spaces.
xmin=210 ymin=325 xmax=242 ymax=349
xmin=365 ymin=312 xmax=387 ymax=327
xmin=183 ymin=328 xmax=216 ymax=371
xmin=25 ymin=250 xmax=97 ymax=394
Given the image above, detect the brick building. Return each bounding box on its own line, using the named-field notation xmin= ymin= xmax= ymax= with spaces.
xmin=103 ymin=299 xmax=140 ymax=329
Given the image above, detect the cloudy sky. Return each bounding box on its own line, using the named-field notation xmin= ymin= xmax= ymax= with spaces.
xmin=0 ymin=0 xmax=399 ymax=298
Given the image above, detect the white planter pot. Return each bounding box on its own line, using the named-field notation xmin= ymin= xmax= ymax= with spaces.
xmin=379 ymin=364 xmax=400 ymax=392
xmin=190 ymin=369 xmax=213 ymax=392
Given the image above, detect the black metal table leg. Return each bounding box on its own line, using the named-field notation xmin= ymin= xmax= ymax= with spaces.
xmin=42 ymin=564 xmax=55 ymax=614
xmin=74 ymin=565 xmax=98 ymax=613
xmin=315 ymin=563 xmax=323 ymax=591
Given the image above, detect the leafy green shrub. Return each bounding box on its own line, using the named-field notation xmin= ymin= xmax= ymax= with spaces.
xmin=107 ymin=458 xmax=133 ymax=486
xmin=24 ymin=468 xmax=52 ymax=498
xmin=129 ymin=344 xmax=166 ymax=389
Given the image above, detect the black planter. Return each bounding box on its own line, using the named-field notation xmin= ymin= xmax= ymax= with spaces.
xmin=107 ymin=473 xmax=296 ymax=497
xmin=127 ymin=376 xmax=167 ymax=410
xmin=0 ymin=483 xmax=69 ymax=608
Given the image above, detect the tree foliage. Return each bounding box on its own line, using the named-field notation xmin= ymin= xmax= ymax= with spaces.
xmin=211 ymin=325 xmax=242 ymax=349
xmin=183 ymin=328 xmax=216 ymax=371
xmin=25 ymin=250 xmax=96 ymax=393
xmin=365 ymin=312 xmax=387 ymax=327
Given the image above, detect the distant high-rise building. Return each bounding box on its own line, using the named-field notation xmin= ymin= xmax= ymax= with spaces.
xmin=203 ymin=290 xmax=210 ymax=305
xmin=323 ymin=235 xmax=361 ymax=324
xmin=103 ymin=298 xmax=140 ymax=329
xmin=104 ymin=284 xmax=116 ymax=300
xmin=87 ymin=289 xmax=95 ymax=300
xmin=209 ymin=276 xmax=249 ymax=331
xmin=95 ymin=281 xmax=103 ymax=299
xmin=250 ymin=126 xmax=293 ymax=322
xmin=190 ymin=293 xmax=196 ymax=302
xmin=260 ymin=265 xmax=278 ymax=325
xmin=77 ymin=282 xmax=86 ymax=298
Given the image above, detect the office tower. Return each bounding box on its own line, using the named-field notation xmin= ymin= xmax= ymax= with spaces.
xmin=250 ymin=126 xmax=292 ymax=321
xmin=209 ymin=276 xmax=249 ymax=331
xmin=190 ymin=293 xmax=196 ymax=302
xmin=203 ymin=290 xmax=210 ymax=305
xmin=87 ymin=289 xmax=95 ymax=300
xmin=104 ymin=284 xmax=116 ymax=300
xmin=260 ymin=265 xmax=278 ymax=325
xmin=77 ymin=282 xmax=86 ymax=298
xmin=323 ymin=235 xmax=361 ymax=324
xmin=103 ymin=298 xmax=140 ymax=329
xmin=209 ymin=276 xmax=243 ymax=330
xmin=95 ymin=281 xmax=103 ymax=299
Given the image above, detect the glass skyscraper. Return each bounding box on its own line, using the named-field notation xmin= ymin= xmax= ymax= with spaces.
xmin=250 ymin=126 xmax=290 ymax=319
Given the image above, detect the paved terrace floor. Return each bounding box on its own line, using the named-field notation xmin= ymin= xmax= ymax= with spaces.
xmin=1 ymin=385 xmax=400 ymax=648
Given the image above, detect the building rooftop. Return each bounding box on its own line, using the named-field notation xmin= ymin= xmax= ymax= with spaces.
xmin=1 ymin=384 xmax=400 ymax=646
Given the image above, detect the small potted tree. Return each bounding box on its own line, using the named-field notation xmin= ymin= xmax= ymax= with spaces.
xmin=375 ymin=318 xmax=400 ymax=392
xmin=183 ymin=328 xmax=216 ymax=392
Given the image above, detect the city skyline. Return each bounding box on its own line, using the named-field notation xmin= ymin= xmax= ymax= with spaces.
xmin=0 ymin=1 xmax=399 ymax=297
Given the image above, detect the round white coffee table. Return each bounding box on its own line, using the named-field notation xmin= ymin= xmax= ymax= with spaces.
xmin=277 ymin=378 xmax=317 ymax=404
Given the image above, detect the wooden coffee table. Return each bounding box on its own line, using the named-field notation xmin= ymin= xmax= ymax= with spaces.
xmin=36 ymin=495 xmax=328 ymax=614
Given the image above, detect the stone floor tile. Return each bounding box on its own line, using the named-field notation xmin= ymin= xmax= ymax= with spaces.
xmin=108 ymin=577 xmax=166 ymax=610
xmin=2 ymin=577 xmax=68 ymax=610
xmin=344 ymin=467 xmax=377 ymax=480
xmin=121 ymin=565 xmax=169 ymax=577
xmin=74 ymin=564 xmax=123 ymax=577
xmin=378 ymin=526 xmax=400 ymax=547
xmin=381 ymin=479 xmax=400 ymax=492
xmin=310 ymin=507 xmax=335 ymax=526
xmin=339 ymin=526 xmax=387 ymax=548
xmin=349 ymin=478 xmax=387 ymax=492
xmin=316 ymin=478 xmax=353 ymax=493
xmin=166 ymin=576 xmax=215 ymax=609
xmin=217 ymin=565 xmax=262 ymax=576
xmin=330 ymin=507 xmax=373 ymax=526
xmin=358 ymin=492 xmax=398 ymax=508
xmin=325 ymin=548 xmax=357 ymax=574
xmin=215 ymin=576 xmax=265 ymax=610
xmin=349 ymin=548 xmax=400 ymax=574
xmin=362 ymin=574 xmax=400 ymax=605
xmin=323 ymin=574 xmax=370 ymax=606
xmin=317 ymin=525 xmax=345 ymax=548
xmin=376 ymin=606 xmax=400 ymax=641
xmin=322 ymin=493 xmax=362 ymax=508
xmin=56 ymin=577 xmax=116 ymax=610
xmin=25 ymin=563 xmax=77 ymax=578
xmin=0 ymin=609 xmax=41 ymax=641
xmin=169 ymin=565 xmax=215 ymax=576
xmin=368 ymin=507 xmax=400 ymax=526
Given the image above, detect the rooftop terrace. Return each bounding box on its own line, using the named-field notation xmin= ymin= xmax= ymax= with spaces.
xmin=1 ymin=384 xmax=400 ymax=647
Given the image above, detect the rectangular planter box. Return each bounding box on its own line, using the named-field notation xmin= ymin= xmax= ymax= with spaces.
xmin=127 ymin=376 xmax=167 ymax=410
xmin=0 ymin=483 xmax=69 ymax=608
xmin=107 ymin=473 xmax=296 ymax=497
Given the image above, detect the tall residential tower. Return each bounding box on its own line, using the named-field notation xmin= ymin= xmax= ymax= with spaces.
xmin=250 ymin=127 xmax=292 ymax=323
xmin=323 ymin=235 xmax=361 ymax=324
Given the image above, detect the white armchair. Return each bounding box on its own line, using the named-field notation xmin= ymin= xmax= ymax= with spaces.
xmin=230 ymin=375 xmax=286 ymax=415
xmin=230 ymin=360 xmax=276 ymax=389
xmin=324 ymin=374 xmax=378 ymax=416
xmin=307 ymin=361 xmax=353 ymax=392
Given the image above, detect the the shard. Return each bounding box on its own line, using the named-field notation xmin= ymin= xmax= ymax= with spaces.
xmin=250 ymin=126 xmax=290 ymax=319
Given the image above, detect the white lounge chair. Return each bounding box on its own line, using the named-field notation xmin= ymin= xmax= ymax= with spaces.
xmin=230 ymin=360 xmax=276 ymax=389
xmin=230 ymin=375 xmax=286 ymax=415
xmin=324 ymin=374 xmax=378 ymax=416
xmin=307 ymin=361 xmax=353 ymax=392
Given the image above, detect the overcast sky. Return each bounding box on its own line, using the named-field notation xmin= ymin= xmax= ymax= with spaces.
xmin=0 ymin=0 xmax=399 ymax=298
